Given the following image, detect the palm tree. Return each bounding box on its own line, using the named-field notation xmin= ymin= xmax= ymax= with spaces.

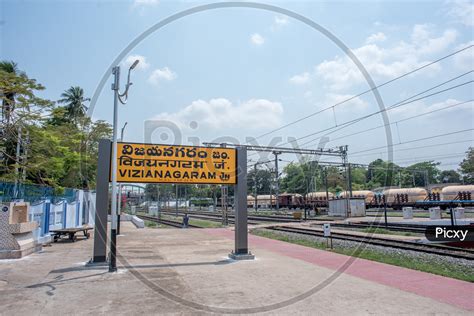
xmin=58 ymin=86 xmax=91 ymax=188
xmin=0 ymin=60 xmax=20 ymax=74
xmin=58 ymin=86 xmax=90 ymax=123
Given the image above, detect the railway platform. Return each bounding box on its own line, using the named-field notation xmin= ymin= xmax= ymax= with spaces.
xmin=0 ymin=222 xmax=472 ymax=314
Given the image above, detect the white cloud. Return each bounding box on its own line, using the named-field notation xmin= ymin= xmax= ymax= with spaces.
xmin=274 ymin=15 xmax=289 ymax=26
xmin=453 ymin=41 xmax=474 ymax=70
xmin=154 ymin=98 xmax=283 ymax=130
xmin=410 ymin=24 xmax=457 ymax=55
xmin=390 ymin=98 xmax=472 ymax=117
xmin=250 ymin=33 xmax=265 ymax=46
xmin=315 ymin=24 xmax=456 ymax=90
xmin=324 ymin=93 xmax=369 ymax=112
xmin=427 ymin=99 xmax=473 ymax=112
xmin=446 ymin=0 xmax=474 ymax=26
xmin=133 ymin=0 xmax=159 ymax=7
xmin=366 ymin=32 xmax=387 ymax=44
xmin=289 ymin=72 xmax=310 ymax=85
xmin=148 ymin=67 xmax=177 ymax=85
xmin=122 ymin=55 xmax=150 ymax=71
xmin=271 ymin=15 xmax=289 ymax=31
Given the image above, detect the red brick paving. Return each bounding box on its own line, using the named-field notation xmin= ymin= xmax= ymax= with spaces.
xmin=203 ymin=228 xmax=474 ymax=311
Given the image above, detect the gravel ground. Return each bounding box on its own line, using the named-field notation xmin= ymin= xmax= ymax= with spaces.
xmin=254 ymin=228 xmax=474 ymax=272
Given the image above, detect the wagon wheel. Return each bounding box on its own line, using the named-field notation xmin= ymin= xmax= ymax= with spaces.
xmin=69 ymin=233 xmax=76 ymax=242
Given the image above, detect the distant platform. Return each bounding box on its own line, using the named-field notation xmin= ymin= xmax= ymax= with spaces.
xmin=0 ymin=222 xmax=472 ymax=314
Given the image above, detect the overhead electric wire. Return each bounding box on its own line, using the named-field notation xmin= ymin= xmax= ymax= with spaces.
xmin=301 ymin=161 xmax=459 ymax=173
xmin=349 ymin=128 xmax=474 ymax=156
xmin=429 ymin=162 xmax=464 ymax=167
xmin=294 ymin=73 xmax=473 ymax=147
xmin=247 ymin=72 xmax=473 ymax=158
xmin=314 ymin=138 xmax=473 ymax=165
xmin=250 ymin=44 xmax=473 ymax=141
xmin=302 ymin=99 xmax=474 ymax=147
xmin=347 ymin=139 xmax=474 ymax=158
xmin=392 ymin=153 xmax=467 ymax=163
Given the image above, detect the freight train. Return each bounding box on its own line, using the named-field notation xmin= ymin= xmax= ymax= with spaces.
xmin=247 ymin=185 xmax=474 ymax=210
xmin=247 ymin=193 xmax=305 ymax=209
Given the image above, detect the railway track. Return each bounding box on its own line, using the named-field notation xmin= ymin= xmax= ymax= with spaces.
xmin=266 ymin=226 xmax=474 ymax=261
xmin=160 ymin=209 xmax=302 ymax=223
xmin=326 ymin=222 xmax=426 ymax=234
xmin=159 ymin=210 xmax=261 ymax=225
xmin=137 ymin=214 xmax=201 ymax=228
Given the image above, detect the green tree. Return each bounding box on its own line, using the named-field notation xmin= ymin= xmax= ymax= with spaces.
xmin=248 ymin=168 xmax=273 ymax=195
xmin=405 ymin=161 xmax=441 ymax=187
xmin=398 ymin=169 xmax=417 ymax=188
xmin=350 ymin=167 xmax=367 ymax=190
xmin=439 ymin=169 xmax=461 ymax=183
xmin=324 ymin=166 xmax=345 ymax=193
xmin=145 ymin=184 xmax=160 ymax=201
xmin=0 ymin=61 xmax=25 ymax=125
xmin=0 ymin=63 xmax=112 ymax=191
xmin=459 ymin=147 xmax=474 ymax=184
xmin=0 ymin=65 xmax=53 ymax=181
xmin=366 ymin=159 xmax=400 ymax=188
xmin=79 ymin=119 xmax=112 ymax=188
xmin=280 ymin=162 xmax=308 ymax=194
xmin=57 ymin=86 xmax=90 ymax=124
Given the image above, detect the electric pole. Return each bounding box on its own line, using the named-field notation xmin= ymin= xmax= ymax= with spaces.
xmin=175 ymin=184 xmax=179 ymax=216
xmin=221 ymin=185 xmax=228 ymax=225
xmin=273 ymin=151 xmax=281 ymax=211
xmin=323 ymin=166 xmax=329 ymax=202
xmin=254 ymin=164 xmax=258 ymax=212
xmin=341 ymin=145 xmax=350 ymax=217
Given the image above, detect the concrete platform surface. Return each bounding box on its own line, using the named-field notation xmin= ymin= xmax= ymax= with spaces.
xmin=0 ymin=222 xmax=472 ymax=315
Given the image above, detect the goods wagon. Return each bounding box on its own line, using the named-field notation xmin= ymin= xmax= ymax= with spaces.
xmin=440 ymin=185 xmax=474 ymax=201
xmin=380 ymin=188 xmax=428 ymax=209
xmin=339 ymin=190 xmax=375 ymax=204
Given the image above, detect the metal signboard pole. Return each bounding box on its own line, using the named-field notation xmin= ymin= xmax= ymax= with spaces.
xmin=229 ymin=146 xmax=254 ymax=260
xmin=90 ymin=139 xmax=111 ymax=263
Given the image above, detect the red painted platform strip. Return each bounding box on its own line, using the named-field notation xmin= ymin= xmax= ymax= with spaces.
xmin=202 ymin=228 xmax=474 ymax=311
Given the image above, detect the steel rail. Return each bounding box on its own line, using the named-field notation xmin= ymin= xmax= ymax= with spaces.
xmin=137 ymin=214 xmax=201 ymax=228
xmin=267 ymin=226 xmax=474 ymax=260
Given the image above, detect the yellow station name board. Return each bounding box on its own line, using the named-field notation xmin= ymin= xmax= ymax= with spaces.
xmin=114 ymin=143 xmax=237 ymax=184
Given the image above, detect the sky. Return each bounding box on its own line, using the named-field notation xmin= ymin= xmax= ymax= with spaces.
xmin=1 ymin=0 xmax=473 ymax=171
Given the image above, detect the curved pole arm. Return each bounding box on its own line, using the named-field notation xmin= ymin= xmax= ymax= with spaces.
xmin=117 ymin=68 xmax=134 ymax=104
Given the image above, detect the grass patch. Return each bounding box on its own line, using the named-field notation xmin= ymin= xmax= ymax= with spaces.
xmin=188 ymin=218 xmax=223 ymax=228
xmin=366 ymin=211 xmax=431 ymax=218
xmin=359 ymin=227 xmax=417 ymax=237
xmin=138 ymin=212 xmax=217 ymax=228
xmin=248 ymin=211 xmax=276 ymax=216
xmin=161 ymin=214 xmax=223 ymax=228
xmin=252 ymin=229 xmax=474 ymax=282
xmin=145 ymin=220 xmax=157 ymax=227
xmin=144 ymin=220 xmax=170 ymax=228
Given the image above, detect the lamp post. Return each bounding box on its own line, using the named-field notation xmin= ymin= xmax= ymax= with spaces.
xmin=110 ymin=60 xmax=139 ymax=272
xmin=117 ymin=122 xmax=128 ymax=236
